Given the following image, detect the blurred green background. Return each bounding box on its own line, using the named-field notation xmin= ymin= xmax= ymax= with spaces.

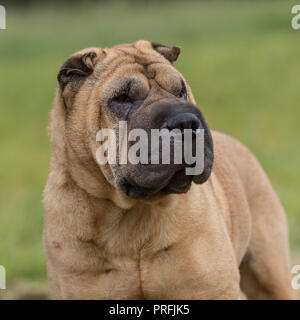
xmin=0 ymin=0 xmax=300 ymax=297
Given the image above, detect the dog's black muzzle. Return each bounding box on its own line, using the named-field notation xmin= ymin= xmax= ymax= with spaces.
xmin=117 ymin=101 xmax=214 ymax=199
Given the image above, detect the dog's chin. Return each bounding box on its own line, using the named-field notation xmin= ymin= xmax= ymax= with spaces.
xmin=118 ymin=169 xmax=193 ymax=200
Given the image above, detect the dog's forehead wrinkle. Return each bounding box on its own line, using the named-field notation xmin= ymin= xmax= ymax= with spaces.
xmin=149 ymin=78 xmax=177 ymax=97
xmin=94 ymin=48 xmax=175 ymax=90
xmin=92 ymin=58 xmax=136 ymax=89
xmin=113 ymin=45 xmax=167 ymax=68
xmin=115 ymin=48 xmax=132 ymax=56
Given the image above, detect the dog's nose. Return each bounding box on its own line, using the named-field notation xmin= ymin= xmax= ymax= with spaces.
xmin=165 ymin=113 xmax=201 ymax=132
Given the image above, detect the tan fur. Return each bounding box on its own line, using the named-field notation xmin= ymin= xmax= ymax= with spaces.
xmin=43 ymin=40 xmax=295 ymax=299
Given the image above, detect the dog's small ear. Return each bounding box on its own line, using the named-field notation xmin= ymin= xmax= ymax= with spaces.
xmin=151 ymin=42 xmax=181 ymax=63
xmin=58 ymin=49 xmax=100 ymax=89
xmin=57 ymin=48 xmax=103 ymax=109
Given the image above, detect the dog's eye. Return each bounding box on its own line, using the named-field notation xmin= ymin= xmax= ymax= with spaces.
xmin=112 ymin=94 xmax=132 ymax=104
xmin=110 ymin=94 xmax=136 ymax=119
xmin=178 ymin=88 xmax=187 ymax=100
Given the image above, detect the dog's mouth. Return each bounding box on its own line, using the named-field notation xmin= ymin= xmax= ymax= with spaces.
xmin=118 ymin=167 xmax=193 ymax=200
xmin=115 ymin=125 xmax=214 ymax=200
xmin=161 ymin=169 xmax=193 ymax=195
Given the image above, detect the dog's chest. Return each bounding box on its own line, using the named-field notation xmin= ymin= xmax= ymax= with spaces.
xmin=95 ymin=203 xmax=182 ymax=258
xmin=46 ymin=187 xmax=241 ymax=299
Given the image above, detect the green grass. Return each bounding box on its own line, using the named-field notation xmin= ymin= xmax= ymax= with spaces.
xmin=1 ymin=0 xmax=300 ymax=286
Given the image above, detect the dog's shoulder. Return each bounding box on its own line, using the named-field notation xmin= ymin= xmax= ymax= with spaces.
xmin=212 ymin=130 xmax=261 ymax=182
xmin=211 ymin=130 xmax=271 ymax=199
xmin=212 ymin=130 xmax=252 ymax=159
xmin=212 ymin=130 xmax=259 ymax=170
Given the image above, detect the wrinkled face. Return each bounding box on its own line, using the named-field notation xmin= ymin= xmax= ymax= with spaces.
xmin=58 ymin=40 xmax=213 ymax=202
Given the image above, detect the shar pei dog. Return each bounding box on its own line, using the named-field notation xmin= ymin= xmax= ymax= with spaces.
xmin=43 ymin=40 xmax=295 ymax=299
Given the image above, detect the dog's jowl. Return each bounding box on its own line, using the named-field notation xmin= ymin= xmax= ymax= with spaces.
xmin=43 ymin=40 xmax=295 ymax=299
